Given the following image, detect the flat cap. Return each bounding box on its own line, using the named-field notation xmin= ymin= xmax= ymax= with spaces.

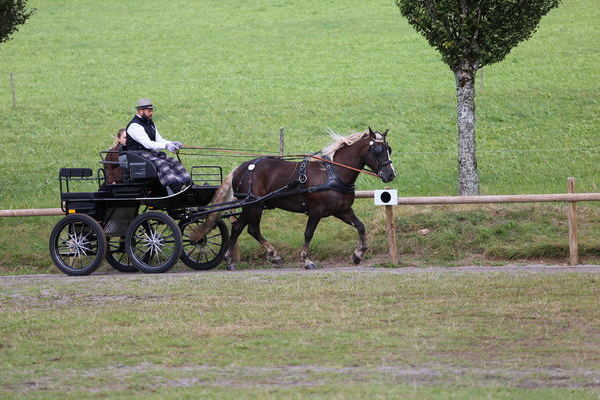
xmin=135 ymin=98 xmax=154 ymax=109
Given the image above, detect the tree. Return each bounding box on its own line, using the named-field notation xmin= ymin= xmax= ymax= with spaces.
xmin=0 ymin=0 xmax=35 ymax=46
xmin=395 ymin=0 xmax=560 ymax=195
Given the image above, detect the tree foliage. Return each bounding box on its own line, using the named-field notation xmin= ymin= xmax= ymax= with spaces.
xmin=0 ymin=0 xmax=35 ymax=46
xmin=395 ymin=0 xmax=561 ymax=71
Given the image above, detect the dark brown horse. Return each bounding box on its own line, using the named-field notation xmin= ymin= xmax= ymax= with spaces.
xmin=196 ymin=128 xmax=396 ymax=270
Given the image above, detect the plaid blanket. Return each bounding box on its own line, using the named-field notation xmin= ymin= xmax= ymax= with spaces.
xmin=135 ymin=150 xmax=191 ymax=188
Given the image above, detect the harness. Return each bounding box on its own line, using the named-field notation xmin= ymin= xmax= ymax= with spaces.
xmin=292 ymin=155 xmax=355 ymax=194
xmin=232 ymin=139 xmax=392 ymax=210
xmin=233 ymin=156 xmax=354 ymax=205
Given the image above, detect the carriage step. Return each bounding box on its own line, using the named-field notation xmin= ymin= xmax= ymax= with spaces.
xmin=61 ymin=191 xmax=109 ymax=201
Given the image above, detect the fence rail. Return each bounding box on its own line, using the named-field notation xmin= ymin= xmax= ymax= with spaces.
xmin=355 ymin=191 xmax=600 ymax=203
xmin=0 ymin=208 xmax=63 ymax=217
xmin=6 ymin=193 xmax=597 ymax=218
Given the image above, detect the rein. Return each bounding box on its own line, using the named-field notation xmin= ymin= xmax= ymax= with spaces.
xmin=180 ymin=145 xmax=379 ymax=178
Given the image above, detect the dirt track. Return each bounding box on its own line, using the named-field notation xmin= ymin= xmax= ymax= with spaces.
xmin=2 ymin=263 xmax=599 ymax=282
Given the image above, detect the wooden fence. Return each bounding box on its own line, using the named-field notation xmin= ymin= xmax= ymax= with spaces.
xmin=362 ymin=178 xmax=599 ymax=266
xmin=1 ymin=178 xmax=598 ymax=265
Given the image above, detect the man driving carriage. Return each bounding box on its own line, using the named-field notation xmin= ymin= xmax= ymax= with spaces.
xmin=125 ymin=98 xmax=191 ymax=194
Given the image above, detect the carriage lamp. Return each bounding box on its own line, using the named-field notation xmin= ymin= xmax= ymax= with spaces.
xmin=374 ymin=189 xmax=398 ymax=206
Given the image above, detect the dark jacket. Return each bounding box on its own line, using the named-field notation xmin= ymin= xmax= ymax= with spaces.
xmin=104 ymin=145 xmax=123 ymax=183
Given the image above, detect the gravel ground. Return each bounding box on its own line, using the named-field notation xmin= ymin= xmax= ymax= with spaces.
xmin=1 ymin=263 xmax=600 ymax=282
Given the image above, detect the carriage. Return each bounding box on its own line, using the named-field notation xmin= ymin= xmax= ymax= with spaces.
xmin=50 ymin=128 xmax=396 ymax=275
xmin=49 ymin=150 xmax=232 ymax=275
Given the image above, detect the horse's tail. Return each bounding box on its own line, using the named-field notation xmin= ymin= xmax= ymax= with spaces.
xmin=189 ymin=167 xmax=237 ymax=242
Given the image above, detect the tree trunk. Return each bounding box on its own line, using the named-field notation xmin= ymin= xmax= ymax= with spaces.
xmin=454 ymin=66 xmax=480 ymax=196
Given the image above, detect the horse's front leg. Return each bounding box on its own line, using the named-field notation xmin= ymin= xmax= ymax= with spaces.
xmin=301 ymin=215 xmax=321 ymax=269
xmin=334 ymin=209 xmax=367 ymax=264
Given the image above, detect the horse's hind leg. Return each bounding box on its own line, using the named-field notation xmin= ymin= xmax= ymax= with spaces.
xmin=334 ymin=209 xmax=367 ymax=264
xmin=245 ymin=206 xmax=282 ymax=265
xmin=301 ymin=215 xmax=321 ymax=269
xmin=225 ymin=213 xmax=248 ymax=271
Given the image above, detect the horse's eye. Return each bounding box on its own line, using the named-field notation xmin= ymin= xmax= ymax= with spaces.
xmin=387 ymin=146 xmax=392 ymax=155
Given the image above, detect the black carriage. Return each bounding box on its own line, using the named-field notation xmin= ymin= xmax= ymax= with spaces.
xmin=49 ymin=150 xmax=230 ymax=275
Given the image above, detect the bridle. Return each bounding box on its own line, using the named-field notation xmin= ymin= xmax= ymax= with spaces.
xmin=366 ymin=139 xmax=394 ymax=177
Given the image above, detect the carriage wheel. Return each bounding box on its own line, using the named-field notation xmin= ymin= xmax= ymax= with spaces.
xmin=49 ymin=214 xmax=107 ymax=276
xmin=180 ymin=217 xmax=229 ymax=270
xmin=106 ymin=237 xmax=138 ymax=273
xmin=125 ymin=212 xmax=182 ymax=274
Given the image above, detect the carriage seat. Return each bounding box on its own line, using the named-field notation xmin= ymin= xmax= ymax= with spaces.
xmin=119 ymin=151 xmax=159 ymax=184
xmin=59 ymin=168 xmax=109 ymax=200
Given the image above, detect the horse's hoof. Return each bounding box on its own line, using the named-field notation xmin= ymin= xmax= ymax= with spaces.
xmin=226 ymin=264 xmax=236 ymax=271
xmin=304 ymin=263 xmax=317 ymax=270
xmin=352 ymin=254 xmax=362 ymax=264
xmin=270 ymin=257 xmax=283 ymax=265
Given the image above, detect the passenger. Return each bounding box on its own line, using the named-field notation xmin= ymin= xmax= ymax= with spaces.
xmin=104 ymin=129 xmax=127 ymax=184
xmin=125 ymin=98 xmax=191 ymax=194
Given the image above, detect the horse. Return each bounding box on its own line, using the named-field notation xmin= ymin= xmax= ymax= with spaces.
xmin=194 ymin=127 xmax=396 ymax=270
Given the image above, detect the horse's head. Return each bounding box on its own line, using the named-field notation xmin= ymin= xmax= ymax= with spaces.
xmin=364 ymin=127 xmax=396 ymax=183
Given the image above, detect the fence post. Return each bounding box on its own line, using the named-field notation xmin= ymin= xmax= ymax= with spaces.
xmin=384 ymin=187 xmax=398 ymax=265
xmin=279 ymin=127 xmax=285 ymax=156
xmin=9 ymin=72 xmax=16 ymax=108
xmin=567 ymin=177 xmax=578 ymax=265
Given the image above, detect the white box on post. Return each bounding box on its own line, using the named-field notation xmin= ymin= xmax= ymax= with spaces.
xmin=374 ymin=189 xmax=398 ymax=206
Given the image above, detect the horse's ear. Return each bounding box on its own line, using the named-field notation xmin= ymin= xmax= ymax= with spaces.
xmin=383 ymin=129 xmax=389 ymax=138
xmin=368 ymin=126 xmax=375 ymax=137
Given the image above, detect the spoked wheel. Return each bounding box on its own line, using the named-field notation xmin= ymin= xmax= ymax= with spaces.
xmin=49 ymin=214 xmax=107 ymax=276
xmin=180 ymin=217 xmax=229 ymax=270
xmin=125 ymin=212 xmax=182 ymax=274
xmin=106 ymin=236 xmax=137 ymax=273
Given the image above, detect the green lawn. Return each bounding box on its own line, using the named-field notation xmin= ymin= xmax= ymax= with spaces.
xmin=1 ymin=269 xmax=599 ymax=399
xmin=0 ymin=0 xmax=597 ymax=210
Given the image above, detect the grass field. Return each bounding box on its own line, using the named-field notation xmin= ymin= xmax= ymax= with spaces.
xmin=0 ymin=0 xmax=598 ymax=272
xmin=0 ymin=0 xmax=597 ymax=209
xmin=1 ymin=268 xmax=599 ymax=399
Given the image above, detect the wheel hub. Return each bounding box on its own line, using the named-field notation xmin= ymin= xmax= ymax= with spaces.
xmin=142 ymin=230 xmax=165 ymax=255
xmin=67 ymin=231 xmax=91 ymax=257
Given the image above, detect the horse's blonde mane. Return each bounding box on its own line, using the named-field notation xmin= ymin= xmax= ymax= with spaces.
xmin=321 ymin=129 xmax=368 ymax=159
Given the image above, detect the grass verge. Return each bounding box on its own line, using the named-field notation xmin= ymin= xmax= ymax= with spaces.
xmin=1 ymin=203 xmax=598 ymax=275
